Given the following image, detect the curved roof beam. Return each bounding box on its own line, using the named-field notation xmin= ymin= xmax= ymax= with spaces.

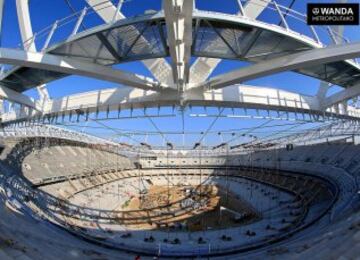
xmin=188 ymin=0 xmax=271 ymax=85
xmin=4 ymin=84 xmax=360 ymax=123
xmin=0 ymin=48 xmax=167 ymax=91
xmin=85 ymin=0 xmax=174 ymax=86
xmin=198 ymin=41 xmax=360 ymax=90
xmin=16 ymin=0 xmax=50 ymax=100
xmin=4 ymin=9 xmax=358 ymax=94
xmin=16 ymin=0 xmax=35 ymax=51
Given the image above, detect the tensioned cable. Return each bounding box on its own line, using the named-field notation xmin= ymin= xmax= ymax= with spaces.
xmin=64 ymin=0 xmax=88 ymax=30
xmin=51 ymin=118 xmax=320 ymax=150
xmin=219 ymin=112 xmax=331 ymax=147
xmin=197 ymin=107 xmax=225 ymax=145
xmin=284 ymin=121 xmax=355 ymax=144
xmin=263 ymin=123 xmax=328 ymax=144
xmin=145 ymin=115 xmax=171 ymax=145
xmin=223 ymin=121 xmax=308 ymax=149
xmin=222 ymin=112 xmax=290 ymax=145
xmin=54 ymin=121 xmax=306 ymax=134
xmin=252 ymin=120 xmax=311 ymax=144
xmin=263 ymin=120 xmax=338 ymax=144
xmin=281 ymin=0 xmax=297 ymax=21
xmin=82 ymin=116 xmax=143 ymax=145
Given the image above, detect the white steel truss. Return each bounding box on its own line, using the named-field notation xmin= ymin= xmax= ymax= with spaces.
xmin=0 ymin=48 xmax=166 ymax=91
xmin=189 ymin=0 xmax=271 ymax=85
xmin=85 ymin=0 xmax=175 ymax=85
xmin=16 ymin=0 xmax=50 ymax=101
xmin=0 ymin=0 xmax=358 ymax=125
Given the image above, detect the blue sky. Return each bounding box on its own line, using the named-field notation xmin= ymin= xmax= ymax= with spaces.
xmin=1 ymin=0 xmax=359 ymax=147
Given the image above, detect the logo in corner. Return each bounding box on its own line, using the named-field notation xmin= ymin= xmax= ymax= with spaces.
xmin=312 ymin=8 xmax=320 ymax=16
xmin=307 ymin=3 xmax=359 ymax=25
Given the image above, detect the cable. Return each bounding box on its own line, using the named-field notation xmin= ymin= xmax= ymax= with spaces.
xmin=64 ymin=0 xmax=87 ymax=30
xmin=84 ymin=116 xmax=143 ymax=145
xmin=197 ymin=108 xmax=225 ymax=145
xmin=280 ymin=0 xmax=297 ymax=23
xmin=224 ymin=112 xmax=289 ymax=145
xmin=146 ymin=115 xmax=171 ymax=145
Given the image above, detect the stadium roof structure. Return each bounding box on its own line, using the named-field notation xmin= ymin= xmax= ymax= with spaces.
xmin=2 ymin=2 xmax=360 ymax=258
xmin=0 ymin=0 xmax=359 ymax=149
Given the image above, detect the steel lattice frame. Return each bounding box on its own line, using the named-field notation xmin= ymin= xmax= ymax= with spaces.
xmin=0 ymin=0 xmax=358 ymax=136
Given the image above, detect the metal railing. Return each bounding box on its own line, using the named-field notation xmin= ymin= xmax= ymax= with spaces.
xmin=1 ymin=0 xmax=357 ymax=75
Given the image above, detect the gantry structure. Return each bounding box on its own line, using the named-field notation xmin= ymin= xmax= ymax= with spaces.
xmin=0 ymin=0 xmax=359 ymax=130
